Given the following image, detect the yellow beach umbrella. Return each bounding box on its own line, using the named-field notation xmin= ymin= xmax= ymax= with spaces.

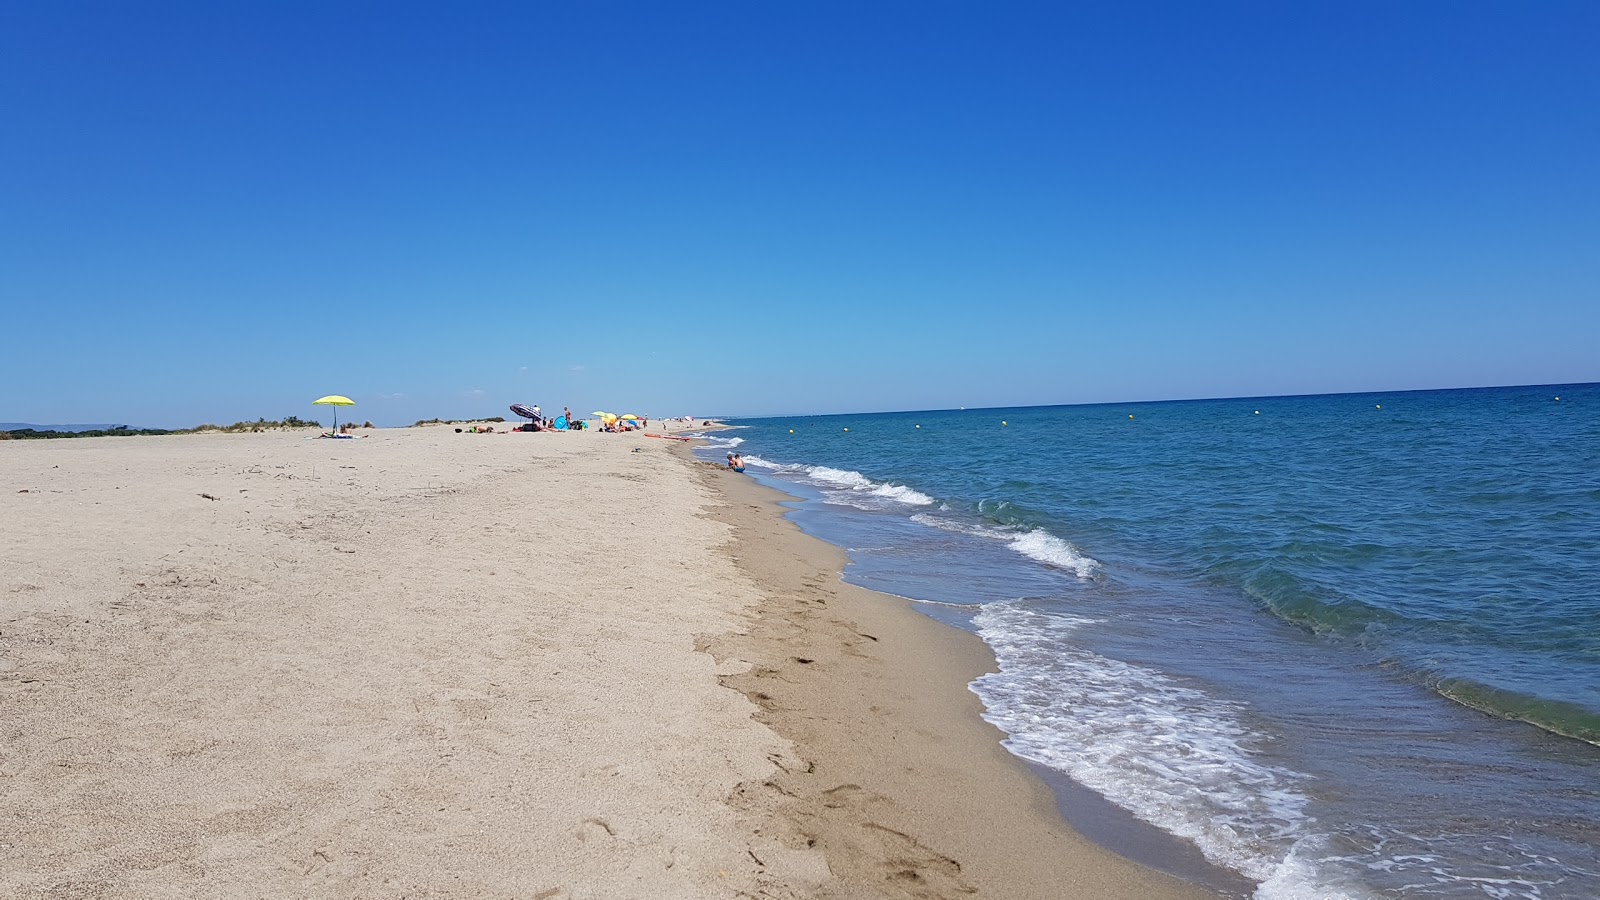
xmin=313 ymin=394 xmax=355 ymax=431
xmin=620 ymin=414 xmax=638 ymax=420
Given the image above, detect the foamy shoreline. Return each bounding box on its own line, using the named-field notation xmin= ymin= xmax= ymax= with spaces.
xmin=1 ymin=426 xmax=1210 ymax=898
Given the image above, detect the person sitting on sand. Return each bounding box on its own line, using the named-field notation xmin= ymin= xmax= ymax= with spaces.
xmin=727 ymin=452 xmax=745 ymax=473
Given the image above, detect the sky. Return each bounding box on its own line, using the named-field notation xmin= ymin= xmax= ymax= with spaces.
xmin=2 ymin=1 xmax=1597 ymax=427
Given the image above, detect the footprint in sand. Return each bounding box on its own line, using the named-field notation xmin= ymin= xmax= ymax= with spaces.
xmin=576 ymin=817 xmax=617 ymax=841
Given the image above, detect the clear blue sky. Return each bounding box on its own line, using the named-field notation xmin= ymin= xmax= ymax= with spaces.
xmin=3 ymin=2 xmax=1596 ymax=427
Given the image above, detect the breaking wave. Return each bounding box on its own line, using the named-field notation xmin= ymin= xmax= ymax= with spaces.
xmin=741 ymin=456 xmax=935 ymax=510
xmin=909 ymin=512 xmax=1100 ymax=578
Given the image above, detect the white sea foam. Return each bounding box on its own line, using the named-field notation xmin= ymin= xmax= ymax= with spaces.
xmin=1255 ymin=826 xmax=1576 ymax=900
xmin=1254 ymin=841 xmax=1364 ymax=900
xmin=971 ymin=601 xmax=1322 ymax=888
xmin=803 ymin=465 xmax=876 ymax=488
xmin=744 ymin=459 xmax=935 ymax=509
xmin=1007 ymin=530 xmax=1100 ymax=578
xmin=910 ymin=513 xmax=1101 ymax=579
xmin=868 ymin=483 xmax=937 ymax=505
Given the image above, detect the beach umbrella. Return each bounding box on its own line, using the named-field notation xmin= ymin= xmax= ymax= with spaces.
xmin=313 ymin=395 xmax=355 ymax=432
xmin=620 ymin=414 xmax=638 ymax=420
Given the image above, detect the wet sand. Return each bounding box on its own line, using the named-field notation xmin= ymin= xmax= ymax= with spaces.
xmin=692 ymin=453 xmax=1216 ymax=899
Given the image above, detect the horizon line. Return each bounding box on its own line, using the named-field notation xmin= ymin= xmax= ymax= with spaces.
xmin=715 ymin=379 xmax=1597 ymax=421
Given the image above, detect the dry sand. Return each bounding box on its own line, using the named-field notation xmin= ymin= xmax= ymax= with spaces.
xmin=1 ymin=425 xmax=1213 ymax=899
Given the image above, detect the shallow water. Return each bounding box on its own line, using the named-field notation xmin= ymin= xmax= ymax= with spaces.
xmin=695 ymin=383 xmax=1600 ymax=898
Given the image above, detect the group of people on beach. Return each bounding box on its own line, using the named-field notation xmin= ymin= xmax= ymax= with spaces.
xmin=726 ymin=452 xmax=745 ymax=473
xmin=515 ymin=405 xmax=588 ymax=432
xmin=499 ymin=402 xmax=684 ymax=434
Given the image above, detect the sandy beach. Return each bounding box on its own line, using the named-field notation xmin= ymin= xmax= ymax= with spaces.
xmin=1 ymin=425 xmax=1211 ymax=899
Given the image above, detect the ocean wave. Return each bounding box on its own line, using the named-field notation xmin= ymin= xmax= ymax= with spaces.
xmin=1008 ymin=530 xmax=1100 ymax=578
xmin=1244 ymin=568 xmax=1600 ymax=744
xmin=910 ymin=513 xmax=1100 ymax=579
xmin=1254 ymin=841 xmax=1363 ymax=900
xmin=971 ymin=601 xmax=1321 ymax=887
xmin=804 ymin=465 xmax=878 ymax=488
xmin=743 ymin=457 xmax=935 ymax=509
xmin=1253 ymin=825 xmax=1587 ymax=900
xmin=870 ymin=483 xmax=937 ymax=505
xmin=1434 ymin=677 xmax=1600 ymax=746
xmin=908 ymin=512 xmax=990 ymax=537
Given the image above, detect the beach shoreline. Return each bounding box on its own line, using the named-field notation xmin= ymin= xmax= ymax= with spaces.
xmin=687 ymin=447 xmax=1219 ymax=899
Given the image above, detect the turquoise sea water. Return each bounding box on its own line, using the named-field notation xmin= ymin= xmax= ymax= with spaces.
xmin=694 ymin=383 xmax=1600 ymax=899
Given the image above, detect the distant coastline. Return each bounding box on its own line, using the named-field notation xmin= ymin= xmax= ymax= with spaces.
xmin=1 ymin=416 xmax=359 ymax=441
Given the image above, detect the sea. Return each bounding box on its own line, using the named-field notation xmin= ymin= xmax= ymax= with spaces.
xmin=690 ymin=383 xmax=1600 ymax=900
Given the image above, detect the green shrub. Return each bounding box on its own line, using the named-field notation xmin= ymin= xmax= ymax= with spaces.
xmin=3 ymin=427 xmax=179 ymax=440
